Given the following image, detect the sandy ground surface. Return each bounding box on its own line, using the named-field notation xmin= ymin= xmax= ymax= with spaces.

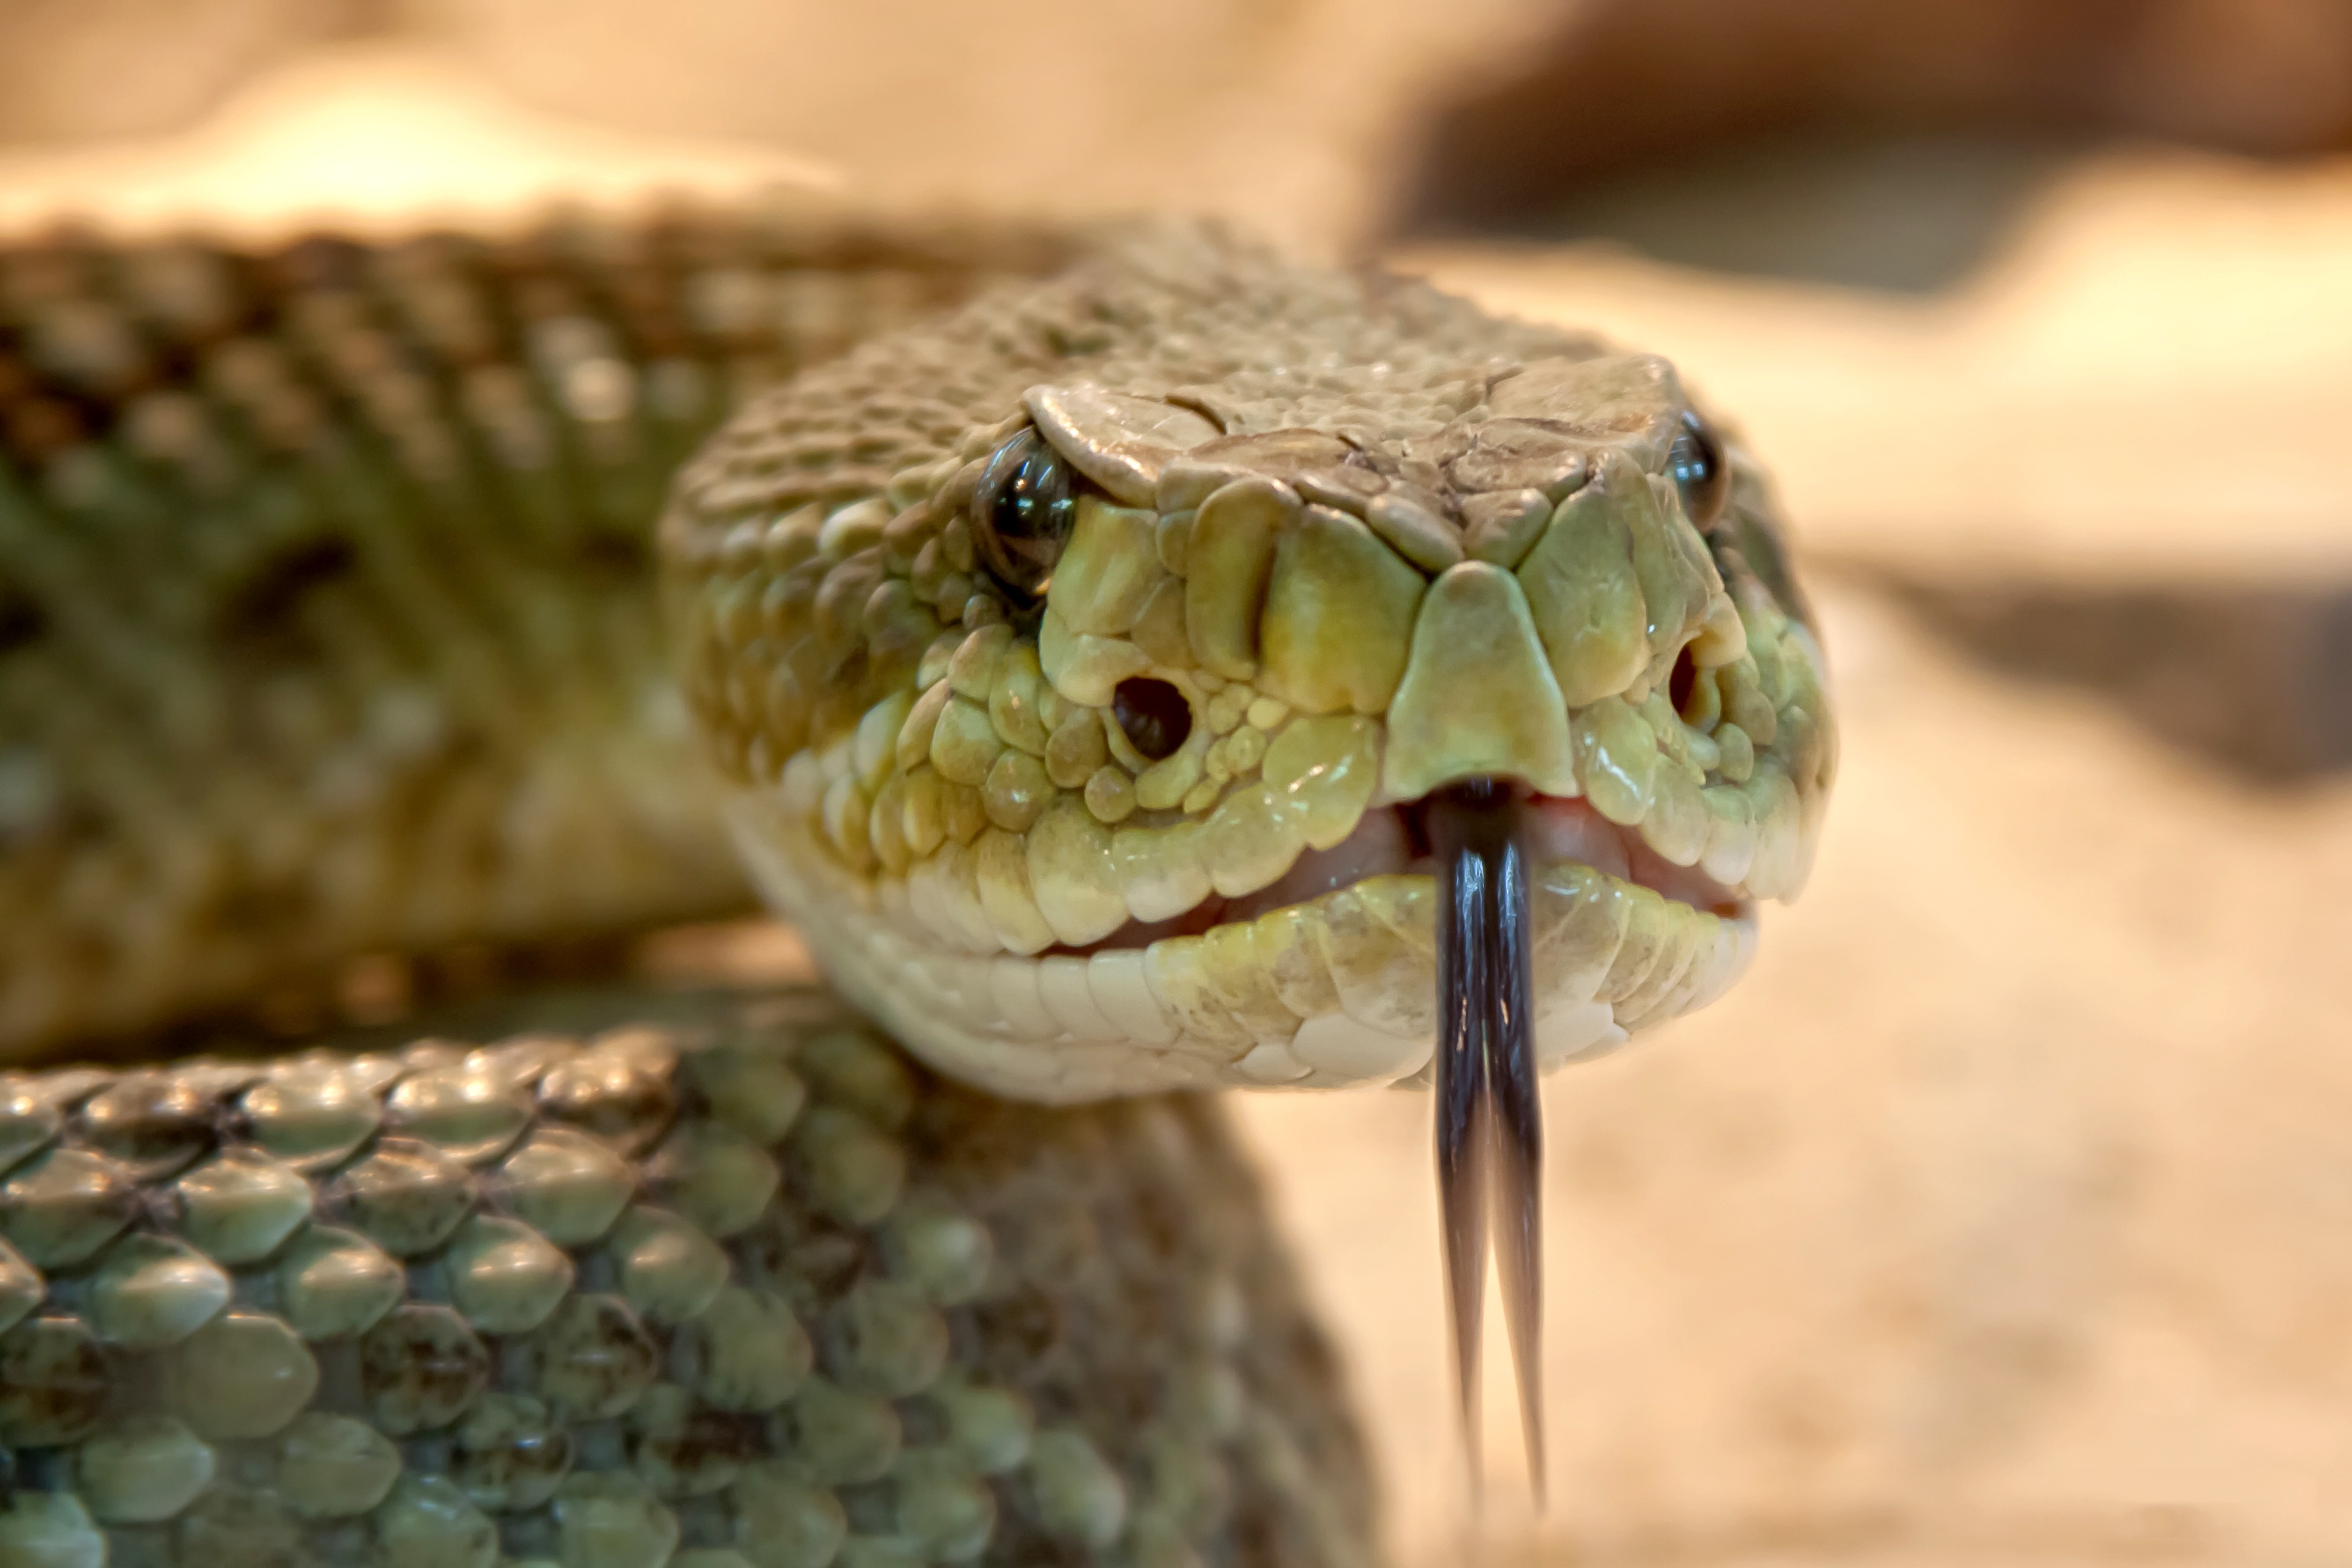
xmin=7 ymin=46 xmax=2351 ymax=1566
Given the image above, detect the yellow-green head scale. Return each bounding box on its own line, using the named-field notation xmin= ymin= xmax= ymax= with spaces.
xmin=664 ymin=225 xmax=1833 ymax=1103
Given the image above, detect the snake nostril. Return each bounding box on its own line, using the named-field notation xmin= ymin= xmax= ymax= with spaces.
xmin=1668 ymin=643 xmax=1698 ymax=715
xmin=1112 ymin=677 xmax=1192 ymax=762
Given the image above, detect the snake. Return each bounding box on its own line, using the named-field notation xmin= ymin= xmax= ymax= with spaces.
xmin=0 ymin=203 xmax=1833 ymax=1567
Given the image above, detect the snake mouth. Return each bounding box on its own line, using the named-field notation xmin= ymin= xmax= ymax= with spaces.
xmin=1027 ymin=779 xmax=1686 ymax=1488
xmin=729 ymin=760 xmax=1761 ymax=1103
xmin=735 ymin=767 xmax=1759 ymax=1486
xmin=1048 ymin=790 xmax=1747 ymax=956
xmin=1073 ymin=779 xmax=1657 ymax=1492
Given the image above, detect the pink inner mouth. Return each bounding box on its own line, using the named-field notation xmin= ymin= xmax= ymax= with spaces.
xmin=1063 ymin=795 xmax=1745 ymax=956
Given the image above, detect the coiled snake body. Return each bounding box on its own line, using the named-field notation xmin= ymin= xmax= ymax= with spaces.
xmin=0 ymin=207 xmax=1831 ymax=1566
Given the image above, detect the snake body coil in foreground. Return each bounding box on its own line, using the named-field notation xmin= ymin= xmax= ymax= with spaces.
xmin=0 ymin=206 xmax=1833 ymax=1564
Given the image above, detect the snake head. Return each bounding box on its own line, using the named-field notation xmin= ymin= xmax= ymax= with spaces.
xmin=664 ymin=231 xmax=1832 ymax=1102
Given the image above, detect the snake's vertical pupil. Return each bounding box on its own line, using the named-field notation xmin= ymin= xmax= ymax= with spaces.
xmin=972 ymin=429 xmax=1077 ymax=601
xmin=1112 ymin=677 xmax=1191 ymax=760
xmin=1668 ymin=408 xmax=1729 ymax=530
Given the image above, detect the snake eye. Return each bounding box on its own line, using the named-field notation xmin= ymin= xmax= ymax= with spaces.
xmin=971 ymin=429 xmax=1076 ymax=603
xmin=1667 ymin=408 xmax=1729 ymax=531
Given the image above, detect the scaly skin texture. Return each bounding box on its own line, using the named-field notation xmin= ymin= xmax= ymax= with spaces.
xmin=665 ymin=224 xmax=1833 ymax=1101
xmin=0 ymin=206 xmax=1083 ymax=1056
xmin=0 ymin=206 xmax=1833 ymax=1562
xmin=0 ymin=212 xmax=1830 ymax=1087
xmin=0 ymin=989 xmax=1374 ymax=1567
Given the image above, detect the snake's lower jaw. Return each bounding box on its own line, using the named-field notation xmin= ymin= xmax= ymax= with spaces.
xmin=725 ymin=782 xmax=1759 ymax=1104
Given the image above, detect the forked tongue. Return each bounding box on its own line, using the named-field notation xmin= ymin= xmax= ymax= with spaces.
xmin=1429 ymin=778 xmax=1545 ymax=1504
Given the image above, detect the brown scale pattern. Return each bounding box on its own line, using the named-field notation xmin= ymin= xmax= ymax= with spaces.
xmin=0 ymin=204 xmax=1084 ymax=1059
xmin=0 ymin=986 xmax=1376 ymax=1568
xmin=668 ymin=226 xmax=1602 ymax=555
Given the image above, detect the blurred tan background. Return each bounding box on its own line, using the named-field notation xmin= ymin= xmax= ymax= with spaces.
xmin=5 ymin=1 xmax=2351 ymax=1562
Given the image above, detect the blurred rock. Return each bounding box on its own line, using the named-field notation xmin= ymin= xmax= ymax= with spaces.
xmin=0 ymin=0 xmax=361 ymax=145
xmin=11 ymin=0 xmax=2352 ymax=256
xmin=1866 ymin=571 xmax=2352 ymax=781
xmin=391 ymin=0 xmax=1555 ymax=249
xmin=1402 ymin=0 xmax=2352 ymax=234
xmin=0 ymin=0 xmax=1570 ymax=248
xmin=0 ymin=44 xmax=839 ymax=240
xmin=1411 ymin=129 xmax=2086 ymax=295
